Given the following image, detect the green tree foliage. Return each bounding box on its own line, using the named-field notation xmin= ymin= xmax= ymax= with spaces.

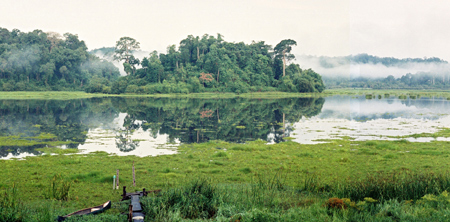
xmin=274 ymin=39 xmax=297 ymax=78
xmin=112 ymin=35 xmax=323 ymax=94
xmin=113 ymin=37 xmax=140 ymax=75
xmin=0 ymin=28 xmax=120 ymax=91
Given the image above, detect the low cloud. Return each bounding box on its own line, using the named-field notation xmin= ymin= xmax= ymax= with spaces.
xmin=296 ymin=54 xmax=450 ymax=79
xmin=92 ymin=49 xmax=151 ymax=76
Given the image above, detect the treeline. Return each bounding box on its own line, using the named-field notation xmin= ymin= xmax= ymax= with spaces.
xmin=315 ymin=53 xmax=448 ymax=68
xmin=0 ymin=28 xmax=120 ymax=91
xmin=86 ymin=34 xmax=325 ymax=94
xmin=325 ymin=72 xmax=450 ymax=89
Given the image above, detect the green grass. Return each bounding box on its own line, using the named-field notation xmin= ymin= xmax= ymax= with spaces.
xmin=0 ymin=91 xmax=324 ymax=100
xmin=2 ymin=89 xmax=450 ymax=101
xmin=1 ymin=138 xmax=450 ymax=220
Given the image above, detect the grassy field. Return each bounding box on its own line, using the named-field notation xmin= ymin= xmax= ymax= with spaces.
xmin=2 ymin=89 xmax=449 ymax=100
xmin=0 ymin=91 xmax=322 ymax=100
xmin=2 ymin=134 xmax=450 ymax=221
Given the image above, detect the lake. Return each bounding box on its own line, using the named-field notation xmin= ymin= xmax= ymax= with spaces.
xmin=1 ymin=95 xmax=449 ymax=159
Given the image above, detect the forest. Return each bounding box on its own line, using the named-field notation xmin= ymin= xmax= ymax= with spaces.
xmin=3 ymin=27 xmax=448 ymax=93
xmin=87 ymin=35 xmax=325 ymax=94
xmin=0 ymin=28 xmax=120 ymax=91
xmin=0 ymin=28 xmax=324 ymax=94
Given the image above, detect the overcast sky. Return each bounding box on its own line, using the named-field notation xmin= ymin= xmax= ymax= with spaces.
xmin=1 ymin=0 xmax=450 ymax=61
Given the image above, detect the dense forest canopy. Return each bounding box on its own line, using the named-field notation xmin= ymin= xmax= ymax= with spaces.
xmin=86 ymin=34 xmax=325 ymax=94
xmin=0 ymin=28 xmax=120 ymax=91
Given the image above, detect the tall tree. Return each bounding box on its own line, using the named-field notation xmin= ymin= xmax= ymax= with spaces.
xmin=114 ymin=37 xmax=140 ymax=75
xmin=274 ymin=39 xmax=297 ymax=77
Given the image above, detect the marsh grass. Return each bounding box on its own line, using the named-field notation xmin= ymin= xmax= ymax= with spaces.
xmin=0 ymin=184 xmax=23 ymax=222
xmin=333 ymin=171 xmax=450 ymax=202
xmin=44 ymin=174 xmax=71 ymax=201
xmin=2 ymin=137 xmax=450 ymax=220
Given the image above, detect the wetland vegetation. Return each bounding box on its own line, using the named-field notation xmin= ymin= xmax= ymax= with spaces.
xmin=0 ymin=92 xmax=450 ymax=221
xmin=2 ymin=138 xmax=450 ymax=221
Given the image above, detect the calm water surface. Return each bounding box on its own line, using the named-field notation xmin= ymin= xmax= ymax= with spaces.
xmin=1 ymin=95 xmax=449 ymax=159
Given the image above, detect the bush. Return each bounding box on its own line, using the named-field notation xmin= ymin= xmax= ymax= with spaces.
xmin=125 ymin=84 xmax=139 ymax=93
xmin=2 ymin=82 xmax=14 ymax=91
xmin=15 ymin=81 xmax=27 ymax=91
xmin=101 ymin=86 xmax=111 ymax=94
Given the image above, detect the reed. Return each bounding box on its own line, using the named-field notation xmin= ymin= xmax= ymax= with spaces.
xmin=333 ymin=171 xmax=450 ymax=201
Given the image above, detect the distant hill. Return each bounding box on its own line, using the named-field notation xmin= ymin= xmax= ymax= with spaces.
xmin=296 ymin=54 xmax=450 ymax=89
xmin=296 ymin=54 xmax=449 ymax=79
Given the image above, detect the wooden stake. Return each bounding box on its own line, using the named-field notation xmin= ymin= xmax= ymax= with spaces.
xmin=116 ymin=169 xmax=119 ymax=189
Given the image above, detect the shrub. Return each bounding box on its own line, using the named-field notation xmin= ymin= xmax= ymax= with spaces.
xmin=325 ymin=198 xmax=347 ymax=210
xmin=2 ymin=82 xmax=14 ymax=91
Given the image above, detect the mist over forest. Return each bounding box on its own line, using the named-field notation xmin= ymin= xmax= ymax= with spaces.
xmin=1 ymin=26 xmax=448 ymax=92
xmin=296 ymin=54 xmax=450 ymax=89
xmin=296 ymin=54 xmax=449 ymax=78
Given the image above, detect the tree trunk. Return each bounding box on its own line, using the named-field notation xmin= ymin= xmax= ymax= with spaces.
xmin=176 ymin=61 xmax=179 ymax=70
xmin=282 ymin=50 xmax=287 ymax=77
xmin=217 ymin=69 xmax=220 ymax=82
xmin=217 ymin=109 xmax=220 ymax=122
xmin=197 ymin=47 xmax=200 ymax=61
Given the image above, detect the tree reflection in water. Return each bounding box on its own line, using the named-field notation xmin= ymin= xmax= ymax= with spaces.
xmin=115 ymin=128 xmax=140 ymax=152
xmin=0 ymin=96 xmax=326 ymax=157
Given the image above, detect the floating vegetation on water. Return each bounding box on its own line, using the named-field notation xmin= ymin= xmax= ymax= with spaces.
xmin=0 ymin=134 xmax=75 ymax=147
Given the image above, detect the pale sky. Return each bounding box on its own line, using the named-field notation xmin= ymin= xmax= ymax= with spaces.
xmin=1 ymin=0 xmax=450 ymax=61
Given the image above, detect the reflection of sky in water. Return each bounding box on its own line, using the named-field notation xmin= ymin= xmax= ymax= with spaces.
xmin=292 ymin=96 xmax=450 ymax=144
xmin=2 ymin=96 xmax=450 ymax=159
xmin=77 ymin=113 xmax=178 ymax=157
xmin=319 ymin=95 xmax=450 ymax=121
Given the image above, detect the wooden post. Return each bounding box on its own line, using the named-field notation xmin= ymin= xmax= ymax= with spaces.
xmin=122 ymin=186 xmax=127 ymax=200
xmin=116 ymin=170 xmax=119 ymax=190
xmin=128 ymin=204 xmax=133 ymax=222
xmin=133 ymin=161 xmax=136 ymax=187
xmin=143 ymin=188 xmax=147 ymax=197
